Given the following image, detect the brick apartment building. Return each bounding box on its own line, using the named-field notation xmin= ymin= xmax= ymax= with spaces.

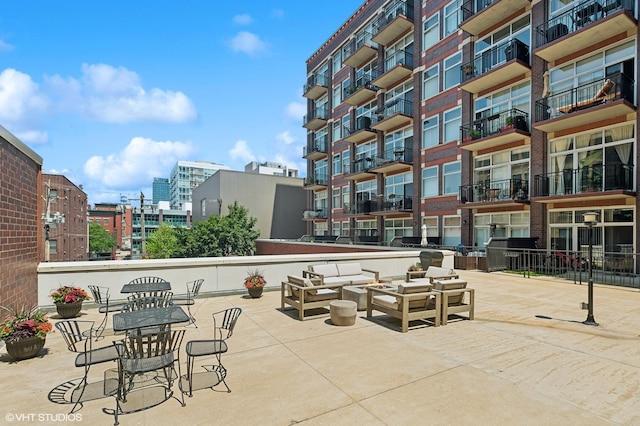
xmin=42 ymin=174 xmax=88 ymax=262
xmin=0 ymin=125 xmax=42 ymax=308
xmin=303 ymin=0 xmax=638 ymax=265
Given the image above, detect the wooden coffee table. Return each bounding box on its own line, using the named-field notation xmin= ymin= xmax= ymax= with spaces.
xmin=343 ymin=283 xmax=395 ymax=310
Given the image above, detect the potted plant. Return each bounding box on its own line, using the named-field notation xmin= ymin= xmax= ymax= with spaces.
xmin=244 ymin=268 xmax=266 ymax=298
xmin=463 ymin=63 xmax=475 ymax=76
xmin=407 ymin=262 xmax=426 ymax=278
xmin=464 ymin=129 xmax=482 ymax=142
xmin=503 ymin=115 xmax=514 ymax=131
xmin=50 ymin=286 xmax=90 ymax=318
xmin=1 ymin=305 xmax=53 ymax=361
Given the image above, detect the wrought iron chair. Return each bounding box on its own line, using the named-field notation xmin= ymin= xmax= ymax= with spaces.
xmin=88 ymin=285 xmax=127 ymax=340
xmin=54 ymin=320 xmax=120 ymax=413
xmin=127 ymin=276 xmax=169 ymax=284
xmin=121 ymin=293 xmax=174 ymax=337
xmin=106 ymin=327 xmax=185 ymax=425
xmin=184 ymin=307 xmax=242 ymax=396
xmin=171 ymin=279 xmax=204 ymax=327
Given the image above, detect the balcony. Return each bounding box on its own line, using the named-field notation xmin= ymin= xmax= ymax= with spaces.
xmin=303 ymin=173 xmax=329 ymax=190
xmin=303 ymin=136 xmax=328 ymax=161
xmin=344 ymin=116 xmax=377 ymax=144
xmin=371 ymin=99 xmax=413 ymax=132
xmin=371 ymin=0 xmax=414 ymax=45
xmin=534 ymin=0 xmax=636 ymax=63
xmin=460 ymin=0 xmax=531 ymax=36
xmin=302 ymin=208 xmax=327 ymax=221
xmin=303 ymin=106 xmax=329 ymax=131
xmin=370 ymin=147 xmax=413 ymax=174
xmin=533 ymin=73 xmax=635 ymax=133
xmin=343 ymin=73 xmax=378 ymax=106
xmin=460 ymin=108 xmax=530 ymax=152
xmin=303 ymin=73 xmax=329 ymax=100
xmin=371 ymin=50 xmax=413 ymax=90
xmin=367 ymin=195 xmax=413 ymax=216
xmin=345 ymin=158 xmax=377 ymax=181
xmin=460 ymin=40 xmax=530 ymax=94
xmin=343 ymin=32 xmax=377 ymax=69
xmin=533 ymin=164 xmax=635 ymax=202
xmin=459 ymin=178 xmax=530 ymax=206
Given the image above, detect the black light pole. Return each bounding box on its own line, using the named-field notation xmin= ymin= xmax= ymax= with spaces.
xmin=583 ymin=212 xmax=598 ymax=326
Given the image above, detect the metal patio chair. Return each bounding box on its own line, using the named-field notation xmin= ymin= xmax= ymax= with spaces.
xmin=172 ymin=279 xmax=204 ymax=327
xmin=88 ymin=285 xmax=127 ymax=340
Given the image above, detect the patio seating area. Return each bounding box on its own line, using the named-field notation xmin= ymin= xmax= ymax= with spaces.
xmin=3 ymin=270 xmax=640 ymax=424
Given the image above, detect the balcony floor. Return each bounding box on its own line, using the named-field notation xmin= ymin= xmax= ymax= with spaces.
xmin=3 ymin=270 xmax=640 ymax=424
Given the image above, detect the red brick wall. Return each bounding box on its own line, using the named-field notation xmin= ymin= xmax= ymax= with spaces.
xmin=256 ymin=240 xmax=387 ymax=255
xmin=0 ymin=139 xmax=41 ymax=309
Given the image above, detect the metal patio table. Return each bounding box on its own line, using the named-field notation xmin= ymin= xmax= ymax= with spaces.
xmin=120 ymin=281 xmax=172 ymax=294
xmin=112 ymin=305 xmax=189 ymax=332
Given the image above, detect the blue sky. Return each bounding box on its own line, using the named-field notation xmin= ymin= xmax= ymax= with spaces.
xmin=0 ymin=1 xmax=363 ymax=204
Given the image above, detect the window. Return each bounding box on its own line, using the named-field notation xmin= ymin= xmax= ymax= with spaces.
xmin=342 ymin=149 xmax=351 ymax=174
xmin=422 ymin=65 xmax=439 ymax=100
xmin=333 ymin=187 xmax=342 ymax=209
xmin=474 ymin=147 xmax=530 ymax=199
xmin=443 ymin=106 xmax=461 ymax=143
xmin=474 ymin=81 xmax=531 ymax=130
xmin=385 ymin=172 xmax=412 ymax=202
xmin=49 ymin=189 xmax=58 ymax=203
xmin=443 ymin=161 xmax=461 ymax=195
xmin=422 ymin=115 xmax=439 ymax=149
xmin=314 ymin=159 xmax=328 ymax=181
xmin=49 ymin=240 xmax=58 ymax=254
xmin=424 ymin=217 xmax=438 ymax=238
xmin=332 ymin=222 xmax=340 ymax=236
xmin=444 ymin=52 xmax=461 ymax=89
xmin=332 ymin=86 xmax=341 ymax=110
xmin=332 ymin=119 xmax=342 ymax=142
xmin=340 ymin=78 xmax=350 ymax=104
xmin=384 ymin=218 xmax=413 ymax=244
xmin=341 ymin=221 xmax=350 ymax=237
xmin=200 ymin=199 xmax=206 ymax=216
xmin=314 ymin=190 xmax=327 ymax=217
xmin=342 ymin=185 xmax=350 ymax=212
xmin=423 ymin=13 xmax=440 ymax=51
xmin=384 ymin=126 xmax=412 ymax=160
xmin=422 ymin=166 xmax=438 ymax=197
xmin=332 ymin=153 xmax=342 ymax=175
xmin=443 ymin=216 xmax=461 ymax=246
xmin=444 ymin=0 xmax=461 ymax=36
xmin=333 ymin=50 xmax=342 ymax=74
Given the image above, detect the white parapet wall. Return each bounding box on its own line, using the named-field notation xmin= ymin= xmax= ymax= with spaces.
xmin=37 ymin=249 xmax=455 ymax=307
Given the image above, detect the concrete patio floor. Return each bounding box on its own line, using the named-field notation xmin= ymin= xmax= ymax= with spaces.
xmin=2 ymin=270 xmax=640 ymax=425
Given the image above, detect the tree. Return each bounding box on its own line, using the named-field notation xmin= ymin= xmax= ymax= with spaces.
xmin=146 ymin=223 xmax=178 ymax=259
xmin=88 ymin=222 xmax=116 ymax=253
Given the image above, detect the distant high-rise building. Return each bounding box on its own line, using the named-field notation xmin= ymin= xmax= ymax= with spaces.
xmin=169 ymin=161 xmax=230 ymax=210
xmin=152 ymin=177 xmax=170 ymax=204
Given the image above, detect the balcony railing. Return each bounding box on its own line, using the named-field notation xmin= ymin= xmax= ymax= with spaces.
xmin=384 ymin=49 xmax=413 ymax=71
xmin=535 ymin=0 xmax=635 ymax=48
xmin=343 ymin=72 xmax=378 ymax=99
xmin=303 ymin=208 xmax=327 ymax=219
xmin=534 ymin=73 xmax=634 ymax=122
xmin=373 ymin=147 xmax=413 ymax=166
xmin=303 ymin=136 xmax=328 ymax=158
xmin=460 ymin=108 xmax=529 ymax=141
xmin=374 ymin=99 xmax=413 ymax=122
xmin=349 ymin=157 xmax=376 ymax=174
xmin=304 ymin=173 xmax=329 ymax=187
xmin=460 ymin=178 xmax=530 ymax=204
xmin=345 ymin=116 xmax=374 ymax=136
xmin=372 ymin=0 xmax=414 ymax=39
xmin=461 ymin=39 xmax=529 ymax=83
xmin=342 ymin=32 xmax=377 ymax=68
xmin=533 ymin=164 xmax=634 ymax=197
xmin=303 ymin=106 xmax=329 ymax=129
xmin=461 ymin=0 xmax=494 ymax=21
xmin=368 ymin=195 xmax=413 ymax=212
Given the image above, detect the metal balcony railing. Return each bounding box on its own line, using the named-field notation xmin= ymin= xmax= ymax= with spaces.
xmin=372 ymin=0 xmax=414 ymax=37
xmin=383 ymin=49 xmax=413 ymax=71
xmin=349 ymin=157 xmax=376 ymax=174
xmin=460 ymin=39 xmax=529 ymax=83
xmin=374 ymin=99 xmax=413 ymax=122
xmin=367 ymin=195 xmax=413 ymax=212
xmin=303 ymin=208 xmax=327 ymax=219
xmin=373 ymin=147 xmax=413 ymax=166
xmin=342 ymin=31 xmax=377 ymax=61
xmin=303 ymin=136 xmax=328 ymax=157
xmin=304 ymin=173 xmax=329 ymax=187
xmin=461 ymin=0 xmax=495 ymax=21
xmin=459 ymin=178 xmax=530 ymax=203
xmin=534 ymin=73 xmax=634 ymax=122
xmin=303 ymin=72 xmax=329 ymax=94
xmin=460 ymin=108 xmax=529 ymax=141
xmin=535 ymin=0 xmax=635 ymax=47
xmin=343 ymin=72 xmax=378 ymax=98
xmin=303 ymin=106 xmax=329 ymax=125
xmin=344 ymin=116 xmax=374 ymax=136
xmin=533 ymin=164 xmax=634 ymax=197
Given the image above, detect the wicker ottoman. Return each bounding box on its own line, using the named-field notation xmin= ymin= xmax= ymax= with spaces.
xmin=330 ymin=300 xmax=357 ymax=326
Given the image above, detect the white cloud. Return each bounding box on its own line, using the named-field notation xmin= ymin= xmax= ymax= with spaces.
xmin=228 ymin=139 xmax=255 ymax=163
xmin=83 ymin=136 xmax=195 ymax=187
xmin=0 ymin=68 xmax=49 ymax=142
xmin=276 ymin=131 xmax=296 ymax=145
xmin=0 ymin=39 xmax=15 ymax=52
xmin=270 ymin=9 xmax=284 ymax=19
xmin=285 ymin=101 xmax=305 ymax=121
xmin=229 ymin=32 xmax=268 ymax=56
xmin=233 ymin=14 xmax=252 ymax=25
xmin=15 ymin=129 xmax=48 ymax=144
xmin=45 ymin=63 xmax=197 ymax=123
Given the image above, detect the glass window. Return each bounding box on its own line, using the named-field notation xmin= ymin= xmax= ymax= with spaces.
xmin=444 ymin=0 xmax=461 ymax=36
xmin=424 ymin=217 xmax=438 ymax=237
xmin=422 ymin=166 xmax=438 ymax=197
xmin=332 ymin=154 xmax=342 ymax=175
xmin=332 ymin=119 xmax=341 ymax=142
xmin=423 ymin=13 xmax=440 ymax=51
xmin=332 ymin=86 xmax=341 ymax=110
xmin=444 ymin=52 xmax=461 ymax=89
xmin=443 ymin=161 xmax=461 ymax=195
xmin=443 ymin=216 xmax=461 ymax=246
xmin=342 ymin=185 xmax=350 ymax=212
xmin=422 ymin=65 xmax=439 ymax=100
xmin=422 ymin=115 xmax=439 ymax=149
xmin=443 ymin=106 xmax=461 ymax=143
xmin=332 ymin=187 xmax=341 ymax=209
xmin=333 ymin=50 xmax=342 ymax=74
